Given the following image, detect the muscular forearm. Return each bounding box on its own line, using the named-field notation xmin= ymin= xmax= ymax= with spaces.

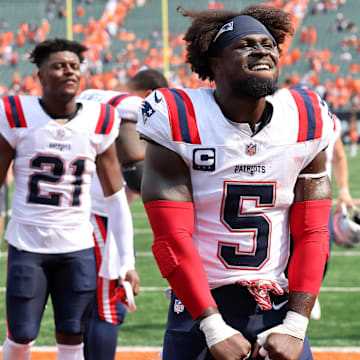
xmin=288 ymin=291 xmax=316 ymax=319
xmin=333 ymin=155 xmax=349 ymax=192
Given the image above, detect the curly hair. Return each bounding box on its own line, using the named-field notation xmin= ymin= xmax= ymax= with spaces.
xmin=29 ymin=38 xmax=88 ymax=68
xmin=178 ymin=4 xmax=295 ymax=81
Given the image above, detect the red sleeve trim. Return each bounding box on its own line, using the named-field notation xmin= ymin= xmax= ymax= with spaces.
xmin=95 ymin=104 xmax=115 ymax=134
xmin=3 ymin=96 xmax=27 ymax=128
xmin=289 ymin=87 xmax=323 ymax=142
xmin=158 ymin=88 xmax=201 ymax=145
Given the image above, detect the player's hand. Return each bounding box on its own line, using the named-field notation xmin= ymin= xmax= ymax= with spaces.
xmin=210 ymin=332 xmax=251 ymax=360
xmin=125 ymin=269 xmax=140 ymax=296
xmin=252 ymin=333 xmax=303 ymax=360
xmin=336 ymin=191 xmax=354 ymax=211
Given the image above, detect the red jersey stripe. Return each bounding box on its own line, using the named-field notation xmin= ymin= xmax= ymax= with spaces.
xmin=158 ymin=88 xmax=182 ymax=142
xmin=13 ymin=95 xmax=27 ymax=127
xmin=3 ymin=97 xmax=16 ymax=128
xmin=305 ymin=89 xmax=323 ymax=139
xmin=107 ymin=93 xmax=133 ymax=107
xmin=104 ymin=105 xmax=115 ymax=135
xmin=289 ymin=89 xmax=308 ymax=142
xmin=175 ymin=88 xmax=201 ymax=144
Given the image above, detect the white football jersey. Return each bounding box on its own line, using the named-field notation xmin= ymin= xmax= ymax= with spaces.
xmin=0 ymin=95 xmax=120 ymax=253
xmin=137 ymin=87 xmax=333 ymax=290
xmin=78 ymin=89 xmax=143 ymax=122
xmin=78 ymin=89 xmax=144 ymax=215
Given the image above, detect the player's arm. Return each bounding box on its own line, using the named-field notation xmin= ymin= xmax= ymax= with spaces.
xmin=96 ymin=143 xmax=138 ymax=289
xmin=332 ymin=136 xmax=353 ymax=210
xmin=116 ymin=119 xmax=146 ymax=194
xmin=142 ymin=141 xmax=251 ymax=359
xmin=0 ymin=134 xmax=15 ymax=187
xmin=255 ymin=150 xmax=332 ymax=359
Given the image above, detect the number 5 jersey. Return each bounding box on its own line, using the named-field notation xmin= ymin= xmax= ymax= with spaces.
xmin=136 ymin=87 xmax=334 ymax=290
xmin=0 ymin=95 xmax=120 ymax=253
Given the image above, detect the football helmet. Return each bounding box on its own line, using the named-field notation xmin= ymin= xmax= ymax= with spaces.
xmin=333 ymin=203 xmax=360 ymax=248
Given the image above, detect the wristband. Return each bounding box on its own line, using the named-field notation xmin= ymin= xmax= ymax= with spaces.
xmin=338 ymin=188 xmax=349 ymax=194
xmin=199 ymin=313 xmax=239 ymax=348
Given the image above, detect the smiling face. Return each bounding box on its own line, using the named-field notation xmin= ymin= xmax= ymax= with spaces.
xmin=212 ymin=33 xmax=280 ymax=98
xmin=38 ymin=51 xmax=81 ymax=101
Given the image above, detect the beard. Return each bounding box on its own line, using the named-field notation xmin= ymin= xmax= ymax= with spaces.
xmin=229 ymin=74 xmax=279 ymax=99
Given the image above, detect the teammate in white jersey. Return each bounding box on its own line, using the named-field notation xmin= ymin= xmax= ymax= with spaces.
xmin=0 ymin=39 xmax=131 ymax=360
xmin=78 ymin=69 xmax=168 ymax=360
xmin=310 ymin=113 xmax=357 ymax=319
xmin=137 ymin=5 xmax=333 ymax=360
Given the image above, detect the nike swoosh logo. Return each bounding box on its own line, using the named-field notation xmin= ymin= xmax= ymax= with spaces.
xmin=272 ymin=299 xmax=288 ymax=310
xmin=154 ymin=91 xmax=162 ymax=103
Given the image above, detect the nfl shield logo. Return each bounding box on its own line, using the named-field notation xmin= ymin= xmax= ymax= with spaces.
xmin=57 ymin=129 xmax=65 ymax=138
xmin=174 ymin=299 xmax=184 ymax=314
xmin=246 ymin=143 xmax=257 ymax=156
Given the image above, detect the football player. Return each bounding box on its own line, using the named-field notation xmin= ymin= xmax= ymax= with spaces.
xmin=0 ymin=39 xmax=130 ymax=360
xmin=137 ymin=5 xmax=333 ymax=360
xmin=310 ymin=113 xmax=358 ymax=319
xmin=78 ymin=69 xmax=168 ymax=360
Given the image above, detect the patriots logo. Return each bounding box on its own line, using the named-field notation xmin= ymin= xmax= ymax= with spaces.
xmin=141 ymin=100 xmax=156 ymax=124
xmin=213 ymin=21 xmax=234 ymax=42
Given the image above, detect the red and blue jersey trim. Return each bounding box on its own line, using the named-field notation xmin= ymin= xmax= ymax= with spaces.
xmin=289 ymin=87 xmax=323 ymax=142
xmin=332 ymin=113 xmax=337 ymax=131
xmin=95 ymin=103 xmax=115 ymax=134
xmin=158 ymin=88 xmax=201 ymax=144
xmin=107 ymin=93 xmax=134 ymax=107
xmin=2 ymin=96 xmax=27 ymax=128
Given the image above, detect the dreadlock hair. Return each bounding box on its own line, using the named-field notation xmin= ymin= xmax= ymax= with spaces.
xmin=29 ymin=38 xmax=88 ymax=68
xmin=127 ymin=69 xmax=169 ymax=91
xmin=178 ymin=4 xmax=295 ymax=81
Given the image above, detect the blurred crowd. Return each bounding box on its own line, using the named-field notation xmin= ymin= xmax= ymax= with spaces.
xmin=0 ymin=0 xmax=359 ymax=113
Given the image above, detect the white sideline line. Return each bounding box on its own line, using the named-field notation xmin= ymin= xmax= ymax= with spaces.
xmin=331 ymin=251 xmax=360 ymax=256
xmin=4 ymin=286 xmax=359 ymax=293
xmin=0 ymin=346 xmax=359 ymax=353
xmin=1 ymin=251 xmax=360 ymax=258
xmin=134 ymin=228 xmax=153 ymax=234
xmin=136 ymin=251 xmax=153 ymax=256
xmin=0 ymin=346 xmax=163 ymax=352
xmin=312 ymin=347 xmax=360 ymax=353
xmin=319 ymin=287 xmax=360 ymax=292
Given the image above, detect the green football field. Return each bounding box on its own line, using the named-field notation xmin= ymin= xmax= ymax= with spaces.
xmin=0 ymin=147 xmax=359 ymax=348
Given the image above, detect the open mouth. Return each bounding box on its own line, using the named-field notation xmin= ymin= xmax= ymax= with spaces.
xmin=63 ymin=79 xmax=77 ymax=85
xmin=249 ymin=63 xmax=271 ymax=71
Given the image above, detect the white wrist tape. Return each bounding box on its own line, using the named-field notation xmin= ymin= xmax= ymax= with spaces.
xmin=123 ymin=280 xmax=137 ymax=312
xmin=199 ymin=313 xmax=240 ymax=348
xmin=338 ymin=188 xmax=349 ymax=194
xmin=257 ymin=311 xmax=309 ymax=346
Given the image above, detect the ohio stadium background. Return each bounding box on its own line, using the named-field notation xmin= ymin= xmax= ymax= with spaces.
xmin=0 ymin=0 xmax=359 ymax=359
